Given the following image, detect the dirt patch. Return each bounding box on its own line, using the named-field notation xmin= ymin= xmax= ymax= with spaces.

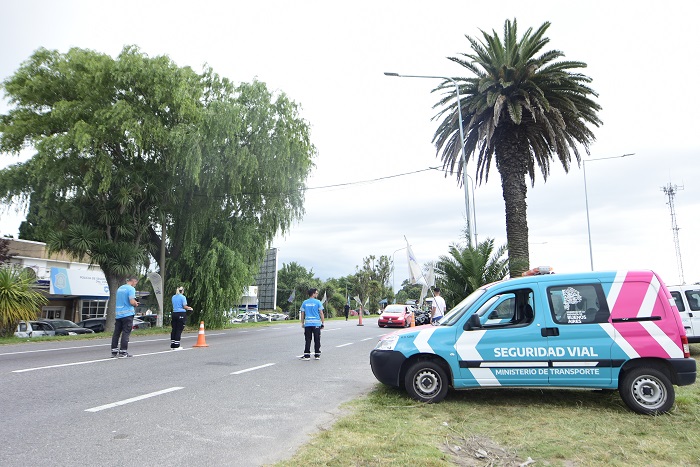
xmin=441 ymin=434 xmax=535 ymax=467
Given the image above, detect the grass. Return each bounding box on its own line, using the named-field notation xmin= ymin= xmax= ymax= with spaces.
xmin=273 ymin=345 xmax=700 ymax=466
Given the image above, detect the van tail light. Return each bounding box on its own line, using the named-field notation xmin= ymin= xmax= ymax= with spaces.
xmin=681 ymin=335 xmax=690 ymax=358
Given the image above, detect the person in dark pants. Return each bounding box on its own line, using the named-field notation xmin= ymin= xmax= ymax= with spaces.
xmin=111 ymin=275 xmax=139 ymax=358
xmin=344 ymin=303 xmax=350 ymax=321
xmin=171 ymin=286 xmax=193 ymax=349
xmin=300 ymin=288 xmax=325 ymax=360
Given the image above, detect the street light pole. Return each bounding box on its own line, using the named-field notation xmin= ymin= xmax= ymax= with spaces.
xmin=384 ymin=72 xmax=472 ymax=246
xmin=466 ymin=173 xmax=478 ymax=246
xmin=583 ymin=153 xmax=635 ymax=271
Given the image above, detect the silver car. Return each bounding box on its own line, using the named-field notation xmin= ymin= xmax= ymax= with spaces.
xmin=15 ymin=321 xmax=56 ymax=338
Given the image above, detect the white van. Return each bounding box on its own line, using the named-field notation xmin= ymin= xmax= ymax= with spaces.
xmin=668 ymin=285 xmax=700 ymax=343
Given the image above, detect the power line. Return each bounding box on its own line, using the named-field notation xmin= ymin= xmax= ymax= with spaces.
xmin=304 ymin=166 xmax=443 ymax=191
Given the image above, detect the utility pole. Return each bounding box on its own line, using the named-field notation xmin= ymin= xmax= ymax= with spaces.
xmin=661 ymin=182 xmax=685 ymax=284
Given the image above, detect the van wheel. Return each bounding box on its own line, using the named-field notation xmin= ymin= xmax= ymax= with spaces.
xmin=619 ymin=367 xmax=674 ymax=415
xmin=404 ymin=361 xmax=448 ymax=403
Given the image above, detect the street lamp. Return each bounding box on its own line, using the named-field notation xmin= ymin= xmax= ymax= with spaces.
xmin=465 ymin=173 xmax=478 ymax=246
xmin=384 ymin=71 xmax=472 ymax=246
xmin=583 ymin=153 xmax=635 ymax=270
xmin=392 ymin=246 xmax=408 ymax=301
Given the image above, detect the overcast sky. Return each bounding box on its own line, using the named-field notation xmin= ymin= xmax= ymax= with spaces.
xmin=1 ymin=1 xmax=699 ymax=291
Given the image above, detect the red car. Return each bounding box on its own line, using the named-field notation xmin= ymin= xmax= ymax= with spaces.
xmin=378 ymin=304 xmax=413 ymax=328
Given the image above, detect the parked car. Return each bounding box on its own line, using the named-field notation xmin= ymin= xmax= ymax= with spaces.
xmin=269 ymin=313 xmax=289 ymax=321
xmin=39 ymin=319 xmax=95 ymax=335
xmin=14 ymin=320 xmax=56 ymax=338
xmin=76 ymin=318 xmax=107 ymax=333
xmin=132 ymin=317 xmax=151 ymax=329
xmin=137 ymin=314 xmax=158 ymax=326
xmin=231 ymin=312 xmax=270 ymax=323
xmin=413 ymin=308 xmax=431 ymax=326
xmin=378 ymin=304 xmax=413 ymax=328
xmin=231 ymin=313 xmax=248 ymax=323
xmin=76 ymin=317 xmax=150 ymax=333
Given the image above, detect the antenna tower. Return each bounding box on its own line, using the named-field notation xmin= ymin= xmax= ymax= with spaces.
xmin=661 ymin=183 xmax=684 ymax=284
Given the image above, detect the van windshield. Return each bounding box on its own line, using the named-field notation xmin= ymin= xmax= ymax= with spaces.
xmin=439 ymin=289 xmax=486 ymax=326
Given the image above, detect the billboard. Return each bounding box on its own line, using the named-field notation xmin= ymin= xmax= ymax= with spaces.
xmin=50 ymin=267 xmax=110 ymax=297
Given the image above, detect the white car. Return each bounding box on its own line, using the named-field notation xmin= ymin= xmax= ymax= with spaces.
xmin=15 ymin=321 xmax=56 ymax=338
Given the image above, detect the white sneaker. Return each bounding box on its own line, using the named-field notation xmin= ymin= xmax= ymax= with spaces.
xmin=171 ymin=347 xmax=184 ymax=351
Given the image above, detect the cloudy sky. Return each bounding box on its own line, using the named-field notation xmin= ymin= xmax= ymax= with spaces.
xmin=1 ymin=1 xmax=699 ymax=290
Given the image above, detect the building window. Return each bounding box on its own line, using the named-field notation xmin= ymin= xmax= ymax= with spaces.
xmin=42 ymin=306 xmax=65 ymax=319
xmin=81 ymin=300 xmax=108 ymax=320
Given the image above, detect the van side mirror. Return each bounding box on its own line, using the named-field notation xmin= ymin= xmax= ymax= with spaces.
xmin=465 ymin=314 xmax=482 ymax=331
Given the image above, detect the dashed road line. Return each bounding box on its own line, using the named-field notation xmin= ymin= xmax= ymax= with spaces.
xmin=85 ymin=387 xmax=184 ymax=412
xmin=231 ymin=363 xmax=275 ymax=375
xmin=12 ymin=348 xmax=191 ymax=373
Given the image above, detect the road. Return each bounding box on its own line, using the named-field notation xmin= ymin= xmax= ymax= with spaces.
xmin=0 ymin=319 xmax=387 ymax=466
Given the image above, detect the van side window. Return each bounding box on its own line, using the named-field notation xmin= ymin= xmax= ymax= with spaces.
xmin=548 ymin=284 xmax=609 ymax=324
xmin=684 ymin=291 xmax=700 ymax=311
xmin=670 ymin=292 xmax=685 ymax=311
xmin=477 ymin=289 xmax=535 ymax=328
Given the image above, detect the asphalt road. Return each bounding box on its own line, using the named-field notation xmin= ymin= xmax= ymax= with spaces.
xmin=0 ymin=319 xmax=388 ymax=466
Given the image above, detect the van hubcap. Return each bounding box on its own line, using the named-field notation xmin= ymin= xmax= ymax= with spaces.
xmin=415 ymin=370 xmax=439 ymax=396
xmin=632 ymin=376 xmax=666 ymax=409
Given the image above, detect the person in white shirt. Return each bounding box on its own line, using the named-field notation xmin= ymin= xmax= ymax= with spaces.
xmin=431 ymin=288 xmax=446 ymax=324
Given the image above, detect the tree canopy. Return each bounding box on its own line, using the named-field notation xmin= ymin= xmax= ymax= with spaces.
xmin=0 ymin=46 xmax=316 ymax=328
xmin=432 ymin=19 xmax=601 ymax=276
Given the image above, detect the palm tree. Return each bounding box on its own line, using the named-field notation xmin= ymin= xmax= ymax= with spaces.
xmin=436 ymin=238 xmax=509 ymax=307
xmin=0 ymin=267 xmax=48 ymax=336
xmin=433 ymin=19 xmax=602 ymax=276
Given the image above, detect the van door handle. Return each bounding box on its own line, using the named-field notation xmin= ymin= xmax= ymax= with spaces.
xmin=542 ymin=327 xmax=559 ymax=337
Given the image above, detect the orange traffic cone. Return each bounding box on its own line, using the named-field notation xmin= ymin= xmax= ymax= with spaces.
xmin=358 ymin=307 xmax=364 ymax=326
xmin=193 ymin=321 xmax=209 ymax=347
xmin=410 ymin=312 xmax=415 ymax=327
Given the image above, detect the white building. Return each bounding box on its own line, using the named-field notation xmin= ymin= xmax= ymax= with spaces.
xmin=6 ymin=238 xmax=109 ymax=322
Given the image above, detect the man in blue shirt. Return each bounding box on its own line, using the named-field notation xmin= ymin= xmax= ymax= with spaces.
xmin=300 ymin=288 xmax=325 ymax=360
xmin=111 ymin=275 xmax=139 ymax=358
xmin=171 ymin=286 xmax=193 ymax=349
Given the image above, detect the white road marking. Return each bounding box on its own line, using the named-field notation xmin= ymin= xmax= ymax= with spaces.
xmin=231 ymin=363 xmax=275 ymax=375
xmin=13 ymin=357 xmax=117 ymax=373
xmin=336 ymin=343 xmax=353 ymax=348
xmin=85 ymin=387 xmax=184 ymax=412
xmin=12 ymin=348 xmax=191 ymax=373
xmin=361 ymin=337 xmax=376 ymax=342
xmin=0 ymin=334 xmax=226 ymax=357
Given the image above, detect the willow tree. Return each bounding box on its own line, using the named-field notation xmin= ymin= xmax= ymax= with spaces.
xmin=433 ymin=19 xmax=602 ymax=276
xmin=0 ymin=46 xmax=315 ymax=329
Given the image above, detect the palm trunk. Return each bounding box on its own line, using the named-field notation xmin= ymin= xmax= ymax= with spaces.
xmin=497 ymin=146 xmax=530 ymax=277
xmin=104 ymin=274 xmax=121 ymax=333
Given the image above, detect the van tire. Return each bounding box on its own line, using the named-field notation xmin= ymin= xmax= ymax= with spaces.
xmin=619 ymin=367 xmax=675 ymax=415
xmin=404 ymin=360 xmax=448 ymax=403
